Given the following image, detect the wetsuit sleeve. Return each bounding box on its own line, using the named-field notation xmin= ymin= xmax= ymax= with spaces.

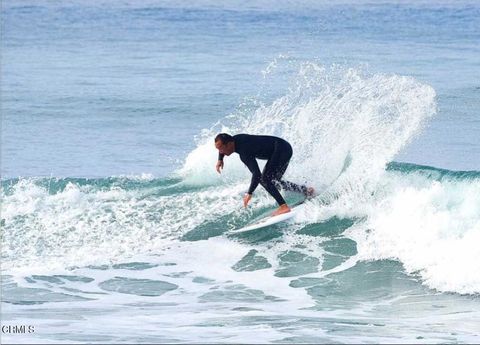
xmin=218 ymin=153 xmax=225 ymax=161
xmin=240 ymin=154 xmax=261 ymax=194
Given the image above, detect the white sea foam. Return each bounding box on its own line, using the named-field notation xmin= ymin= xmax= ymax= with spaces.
xmin=348 ymin=172 xmax=480 ymax=294
xmin=1 ymin=178 xmax=249 ymax=271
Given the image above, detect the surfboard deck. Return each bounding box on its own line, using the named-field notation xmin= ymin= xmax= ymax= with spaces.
xmin=230 ymin=201 xmax=305 ymax=234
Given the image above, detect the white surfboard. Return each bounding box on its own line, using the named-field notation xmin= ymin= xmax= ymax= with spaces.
xmin=230 ymin=202 xmax=305 ymax=234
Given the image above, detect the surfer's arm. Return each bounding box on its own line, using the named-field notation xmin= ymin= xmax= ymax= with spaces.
xmin=240 ymin=154 xmax=261 ymax=194
xmin=216 ymin=153 xmax=226 ymax=173
xmin=216 ymin=160 xmax=224 ymax=173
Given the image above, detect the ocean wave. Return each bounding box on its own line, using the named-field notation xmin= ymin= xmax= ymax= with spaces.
xmin=2 ymin=163 xmax=479 ymax=294
xmin=3 ymin=63 xmax=479 ymax=294
xmin=352 ymin=164 xmax=480 ymax=294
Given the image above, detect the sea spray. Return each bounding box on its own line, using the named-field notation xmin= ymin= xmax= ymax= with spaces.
xmin=180 ymin=62 xmax=436 ymax=206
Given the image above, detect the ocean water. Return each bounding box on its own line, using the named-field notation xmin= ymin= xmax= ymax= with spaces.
xmin=1 ymin=0 xmax=480 ymax=343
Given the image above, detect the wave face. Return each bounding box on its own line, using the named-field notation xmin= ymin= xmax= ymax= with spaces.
xmin=3 ymin=64 xmax=479 ymax=296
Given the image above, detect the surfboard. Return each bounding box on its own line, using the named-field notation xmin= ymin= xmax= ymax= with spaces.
xmin=230 ymin=202 xmax=305 ymax=234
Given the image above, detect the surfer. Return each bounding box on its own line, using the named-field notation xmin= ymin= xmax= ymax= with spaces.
xmin=215 ymin=133 xmax=314 ymax=216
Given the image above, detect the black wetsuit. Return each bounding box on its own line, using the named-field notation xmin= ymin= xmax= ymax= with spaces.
xmin=218 ymin=134 xmax=307 ymax=205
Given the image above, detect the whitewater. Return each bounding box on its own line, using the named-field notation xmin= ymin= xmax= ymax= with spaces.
xmin=2 ymin=0 xmax=480 ymax=343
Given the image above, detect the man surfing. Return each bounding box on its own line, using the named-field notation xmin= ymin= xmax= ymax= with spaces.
xmin=214 ymin=133 xmax=314 ymax=216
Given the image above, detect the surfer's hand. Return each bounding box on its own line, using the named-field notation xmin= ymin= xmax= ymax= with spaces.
xmin=243 ymin=193 xmax=252 ymax=208
xmin=216 ymin=160 xmax=224 ymax=174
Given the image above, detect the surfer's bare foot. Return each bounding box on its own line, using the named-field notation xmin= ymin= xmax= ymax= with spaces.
xmin=272 ymin=204 xmax=291 ymax=216
xmin=305 ymin=187 xmax=315 ymax=198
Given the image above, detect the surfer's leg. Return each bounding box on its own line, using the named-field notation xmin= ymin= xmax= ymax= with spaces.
xmin=260 ymin=170 xmax=292 ymax=216
xmin=276 ymin=179 xmax=309 ymax=195
xmin=259 ymin=174 xmax=286 ymax=206
xmin=267 ymin=144 xmax=310 ymax=196
xmin=260 ymin=143 xmax=292 ymax=206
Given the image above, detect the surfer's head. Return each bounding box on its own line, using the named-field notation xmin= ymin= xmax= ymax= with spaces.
xmin=215 ymin=133 xmax=235 ymax=156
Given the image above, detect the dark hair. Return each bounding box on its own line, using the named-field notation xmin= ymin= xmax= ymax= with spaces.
xmin=214 ymin=133 xmax=234 ymax=144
